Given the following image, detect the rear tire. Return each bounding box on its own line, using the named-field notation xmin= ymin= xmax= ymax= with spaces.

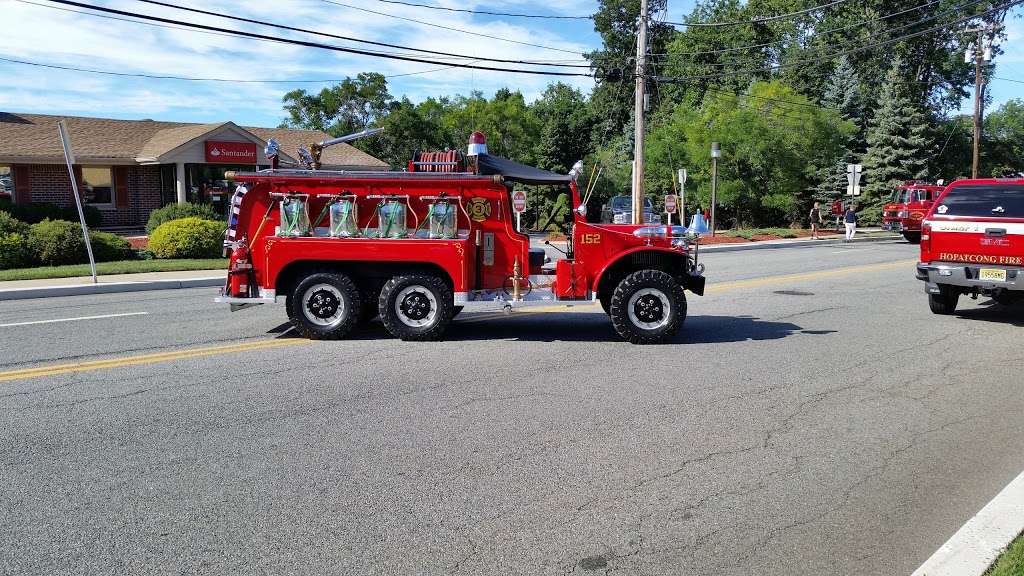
xmin=609 ymin=269 xmax=686 ymax=344
xmin=903 ymin=231 xmax=921 ymax=244
xmin=379 ymin=274 xmax=454 ymax=341
xmin=928 ymin=286 xmax=959 ymax=315
xmin=287 ymin=272 xmax=360 ymax=339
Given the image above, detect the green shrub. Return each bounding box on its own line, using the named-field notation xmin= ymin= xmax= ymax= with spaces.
xmin=90 ymin=231 xmax=134 ymax=262
xmin=28 ymin=219 xmax=86 ymax=266
xmin=0 ymin=199 xmax=102 ymax=227
xmin=0 ymin=210 xmax=29 ymax=237
xmin=148 ymin=217 xmax=226 ymax=259
xmin=857 ymin=205 xmax=883 ymax=227
xmin=0 ymin=233 xmax=33 ymax=269
xmin=145 ymin=202 xmax=220 ymax=233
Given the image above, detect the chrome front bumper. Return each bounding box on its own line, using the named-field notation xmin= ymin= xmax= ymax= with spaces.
xmin=916 ymin=262 xmax=1024 ymax=293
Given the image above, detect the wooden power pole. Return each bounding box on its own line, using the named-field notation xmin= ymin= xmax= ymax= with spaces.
xmin=631 ymin=0 xmax=649 ymax=225
xmin=967 ymin=24 xmax=1000 ymax=179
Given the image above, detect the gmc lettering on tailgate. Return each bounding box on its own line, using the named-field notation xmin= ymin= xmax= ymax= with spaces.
xmin=938 ymin=253 xmax=1023 ymax=265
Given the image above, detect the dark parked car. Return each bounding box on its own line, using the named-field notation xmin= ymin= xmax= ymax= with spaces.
xmin=601 ymin=195 xmax=660 ymax=224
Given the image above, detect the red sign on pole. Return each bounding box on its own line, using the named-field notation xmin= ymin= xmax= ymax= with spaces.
xmin=512 ymin=190 xmax=527 ymax=213
xmin=205 ymin=140 xmax=257 ymax=164
xmin=664 ymin=194 xmax=677 ymax=214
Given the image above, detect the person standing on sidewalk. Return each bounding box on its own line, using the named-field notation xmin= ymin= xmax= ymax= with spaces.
xmin=844 ymin=204 xmax=858 ymax=242
xmin=809 ymin=202 xmax=823 ymax=240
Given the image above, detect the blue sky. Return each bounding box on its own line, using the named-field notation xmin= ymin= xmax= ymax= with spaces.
xmin=0 ymin=0 xmax=1021 ymax=127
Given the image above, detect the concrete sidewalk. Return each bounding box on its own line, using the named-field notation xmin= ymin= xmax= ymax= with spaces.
xmin=0 ymin=231 xmax=903 ymax=301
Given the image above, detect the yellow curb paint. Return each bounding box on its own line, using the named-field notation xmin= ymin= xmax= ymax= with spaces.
xmin=0 ymin=338 xmax=306 ymax=383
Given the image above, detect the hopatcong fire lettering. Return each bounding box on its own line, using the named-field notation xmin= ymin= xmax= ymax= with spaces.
xmin=938 ymin=253 xmax=1024 ymax=265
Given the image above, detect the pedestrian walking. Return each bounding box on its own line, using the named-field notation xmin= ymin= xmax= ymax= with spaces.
xmin=844 ymin=204 xmax=858 ymax=242
xmin=809 ymin=202 xmax=823 ymax=240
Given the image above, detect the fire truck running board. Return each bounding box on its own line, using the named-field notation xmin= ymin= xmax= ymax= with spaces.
xmin=214 ymin=295 xmax=276 ymax=311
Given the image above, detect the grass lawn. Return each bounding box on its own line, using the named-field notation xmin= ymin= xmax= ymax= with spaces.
xmin=0 ymin=259 xmax=228 ymax=281
xmin=986 ymin=531 xmax=1024 ymax=576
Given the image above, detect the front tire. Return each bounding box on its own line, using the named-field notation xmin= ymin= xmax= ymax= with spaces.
xmin=287 ymin=272 xmax=361 ymax=339
xmin=928 ymin=285 xmax=959 ymax=315
xmin=379 ymin=274 xmax=454 ymax=341
xmin=903 ymin=231 xmax=921 ymax=244
xmin=609 ymin=270 xmax=686 ymax=344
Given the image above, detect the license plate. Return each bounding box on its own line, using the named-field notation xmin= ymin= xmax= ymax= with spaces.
xmin=979 ymin=268 xmax=1007 ymax=282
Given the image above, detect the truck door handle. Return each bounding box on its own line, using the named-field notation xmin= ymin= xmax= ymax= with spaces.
xmin=985 ymin=228 xmax=1007 ymax=237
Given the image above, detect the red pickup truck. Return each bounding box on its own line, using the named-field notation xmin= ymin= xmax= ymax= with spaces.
xmin=916 ymin=178 xmax=1024 ymax=314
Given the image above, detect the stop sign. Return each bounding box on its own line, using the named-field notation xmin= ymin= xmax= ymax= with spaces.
xmin=664 ymin=194 xmax=677 ymax=214
xmin=512 ymin=190 xmax=527 ymax=213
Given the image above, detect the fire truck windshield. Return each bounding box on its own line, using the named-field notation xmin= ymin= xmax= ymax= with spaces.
xmin=934 ymin=184 xmax=1024 ymax=218
xmin=892 ymin=189 xmax=929 ymax=204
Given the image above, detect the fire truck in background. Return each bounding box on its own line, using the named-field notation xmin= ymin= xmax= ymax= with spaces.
xmin=215 ymin=132 xmax=706 ymax=344
xmin=916 ymin=178 xmax=1024 ymax=314
xmin=882 ymin=181 xmax=945 ymax=243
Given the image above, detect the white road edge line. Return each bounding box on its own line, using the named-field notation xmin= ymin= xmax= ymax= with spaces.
xmin=911 ymin=469 xmax=1024 ymax=576
xmin=0 ymin=312 xmax=149 ymax=328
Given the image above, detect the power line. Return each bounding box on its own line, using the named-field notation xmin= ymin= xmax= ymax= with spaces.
xmin=651 ymin=0 xmax=1021 ymax=83
xmin=0 ymin=54 xmax=462 ymax=82
xmin=40 ymin=0 xmax=593 ymax=76
xmin=316 ymin=0 xmax=583 ymax=54
xmin=132 ymin=0 xmax=591 ymax=67
xmin=649 ymin=0 xmax=941 ymax=58
xmin=372 ymin=0 xmax=591 ymax=20
xmin=662 ymin=0 xmax=852 ymax=28
xmin=651 ymin=0 xmax=989 ymax=68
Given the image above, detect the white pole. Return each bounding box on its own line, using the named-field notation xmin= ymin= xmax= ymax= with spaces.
xmin=678 ymin=168 xmax=687 ymax=225
xmin=57 ymin=120 xmax=97 ymax=284
xmin=516 ymin=211 xmax=521 ymax=233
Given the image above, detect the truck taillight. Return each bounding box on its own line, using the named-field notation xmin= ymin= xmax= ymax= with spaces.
xmin=920 ymin=222 xmax=931 ymax=259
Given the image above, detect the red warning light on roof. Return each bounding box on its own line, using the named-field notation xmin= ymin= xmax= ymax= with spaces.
xmin=467 ymin=131 xmax=487 ymax=156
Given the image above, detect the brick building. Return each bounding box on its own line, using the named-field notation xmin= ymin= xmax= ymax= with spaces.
xmin=0 ymin=112 xmax=388 ymax=228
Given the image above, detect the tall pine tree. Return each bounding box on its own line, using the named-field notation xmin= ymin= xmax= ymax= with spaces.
xmin=862 ymin=57 xmax=931 ymax=205
xmin=814 ymin=56 xmax=864 ymax=201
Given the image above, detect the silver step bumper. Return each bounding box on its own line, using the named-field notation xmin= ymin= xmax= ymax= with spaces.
xmin=916 ymin=262 xmax=1024 ymax=292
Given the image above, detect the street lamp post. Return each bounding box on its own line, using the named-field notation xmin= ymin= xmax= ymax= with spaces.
xmin=710 ymin=142 xmax=720 ymax=236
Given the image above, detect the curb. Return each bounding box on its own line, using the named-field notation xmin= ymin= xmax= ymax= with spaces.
xmin=699 ymin=234 xmax=902 ymax=253
xmin=0 ymin=277 xmax=223 ymax=301
xmin=912 ymin=469 xmax=1024 ymax=576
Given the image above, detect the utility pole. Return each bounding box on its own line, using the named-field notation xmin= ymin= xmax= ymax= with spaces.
xmin=966 ymin=24 xmax=1000 ymax=179
xmin=631 ymin=0 xmax=649 ymax=225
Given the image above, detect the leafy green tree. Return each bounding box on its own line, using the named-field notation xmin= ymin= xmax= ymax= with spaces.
xmin=984 ymin=99 xmax=1024 ymax=176
xmin=814 ymin=56 xmax=865 ymax=200
xmin=280 ymin=73 xmax=392 ymax=136
xmin=532 ymin=83 xmax=597 ymax=173
xmin=862 ymin=59 xmax=932 ymax=204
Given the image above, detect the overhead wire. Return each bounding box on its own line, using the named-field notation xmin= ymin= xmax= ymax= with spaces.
xmin=650 ymin=0 xmax=991 ymax=69
xmin=315 ymin=0 xmax=583 ymax=54
xmin=131 ymin=0 xmax=591 ymax=67
xmin=648 ymin=0 xmax=942 ymax=58
xmin=650 ymin=0 xmax=1022 ymax=83
xmin=38 ymin=0 xmax=594 ymax=76
xmin=371 ymin=0 xmax=591 ymax=19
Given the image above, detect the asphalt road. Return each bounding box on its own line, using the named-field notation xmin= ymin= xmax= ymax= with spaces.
xmin=2 ymin=240 xmax=1023 ymax=576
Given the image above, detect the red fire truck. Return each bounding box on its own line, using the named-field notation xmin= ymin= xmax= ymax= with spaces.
xmin=882 ymin=181 xmax=945 ymax=243
xmin=215 ymin=135 xmax=706 ymax=344
xmin=916 ymin=178 xmax=1024 ymax=314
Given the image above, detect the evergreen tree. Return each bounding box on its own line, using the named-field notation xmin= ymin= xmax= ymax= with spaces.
xmin=813 ymin=57 xmax=864 ymax=201
xmin=862 ymin=58 xmax=931 ymax=205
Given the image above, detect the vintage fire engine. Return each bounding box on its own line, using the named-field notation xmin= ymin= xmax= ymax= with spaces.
xmin=882 ymin=181 xmax=945 ymax=243
xmin=215 ymin=133 xmax=706 ymax=344
xmin=916 ymin=178 xmax=1024 ymax=314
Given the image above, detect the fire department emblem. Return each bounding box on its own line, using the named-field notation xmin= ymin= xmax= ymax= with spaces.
xmin=468 ymin=197 xmax=491 ymax=222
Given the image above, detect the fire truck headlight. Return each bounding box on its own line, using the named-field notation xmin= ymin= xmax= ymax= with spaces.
xmin=898 ymin=210 xmax=909 ymax=218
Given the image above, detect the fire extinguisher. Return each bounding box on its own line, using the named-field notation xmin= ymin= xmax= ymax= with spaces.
xmin=228 ymin=237 xmax=252 ymax=298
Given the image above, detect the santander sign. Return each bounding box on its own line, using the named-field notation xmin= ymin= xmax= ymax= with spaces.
xmin=204 ymin=140 xmax=257 ymax=164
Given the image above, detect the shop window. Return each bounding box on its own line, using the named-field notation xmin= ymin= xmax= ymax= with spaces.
xmin=82 ymin=166 xmax=113 ymax=206
xmin=0 ymin=165 xmax=12 ymax=201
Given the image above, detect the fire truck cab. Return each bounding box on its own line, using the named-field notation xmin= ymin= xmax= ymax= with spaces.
xmin=916 ymin=178 xmax=1024 ymax=314
xmin=882 ymin=181 xmax=944 ymax=243
xmin=215 ymin=137 xmax=706 ymax=344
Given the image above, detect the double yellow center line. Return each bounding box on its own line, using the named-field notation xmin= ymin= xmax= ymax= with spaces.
xmin=0 ymin=258 xmax=916 ymax=383
xmin=0 ymin=338 xmax=304 ymax=383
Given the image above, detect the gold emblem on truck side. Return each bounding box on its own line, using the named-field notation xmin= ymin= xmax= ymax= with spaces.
xmin=468 ymin=197 xmax=491 ymax=222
